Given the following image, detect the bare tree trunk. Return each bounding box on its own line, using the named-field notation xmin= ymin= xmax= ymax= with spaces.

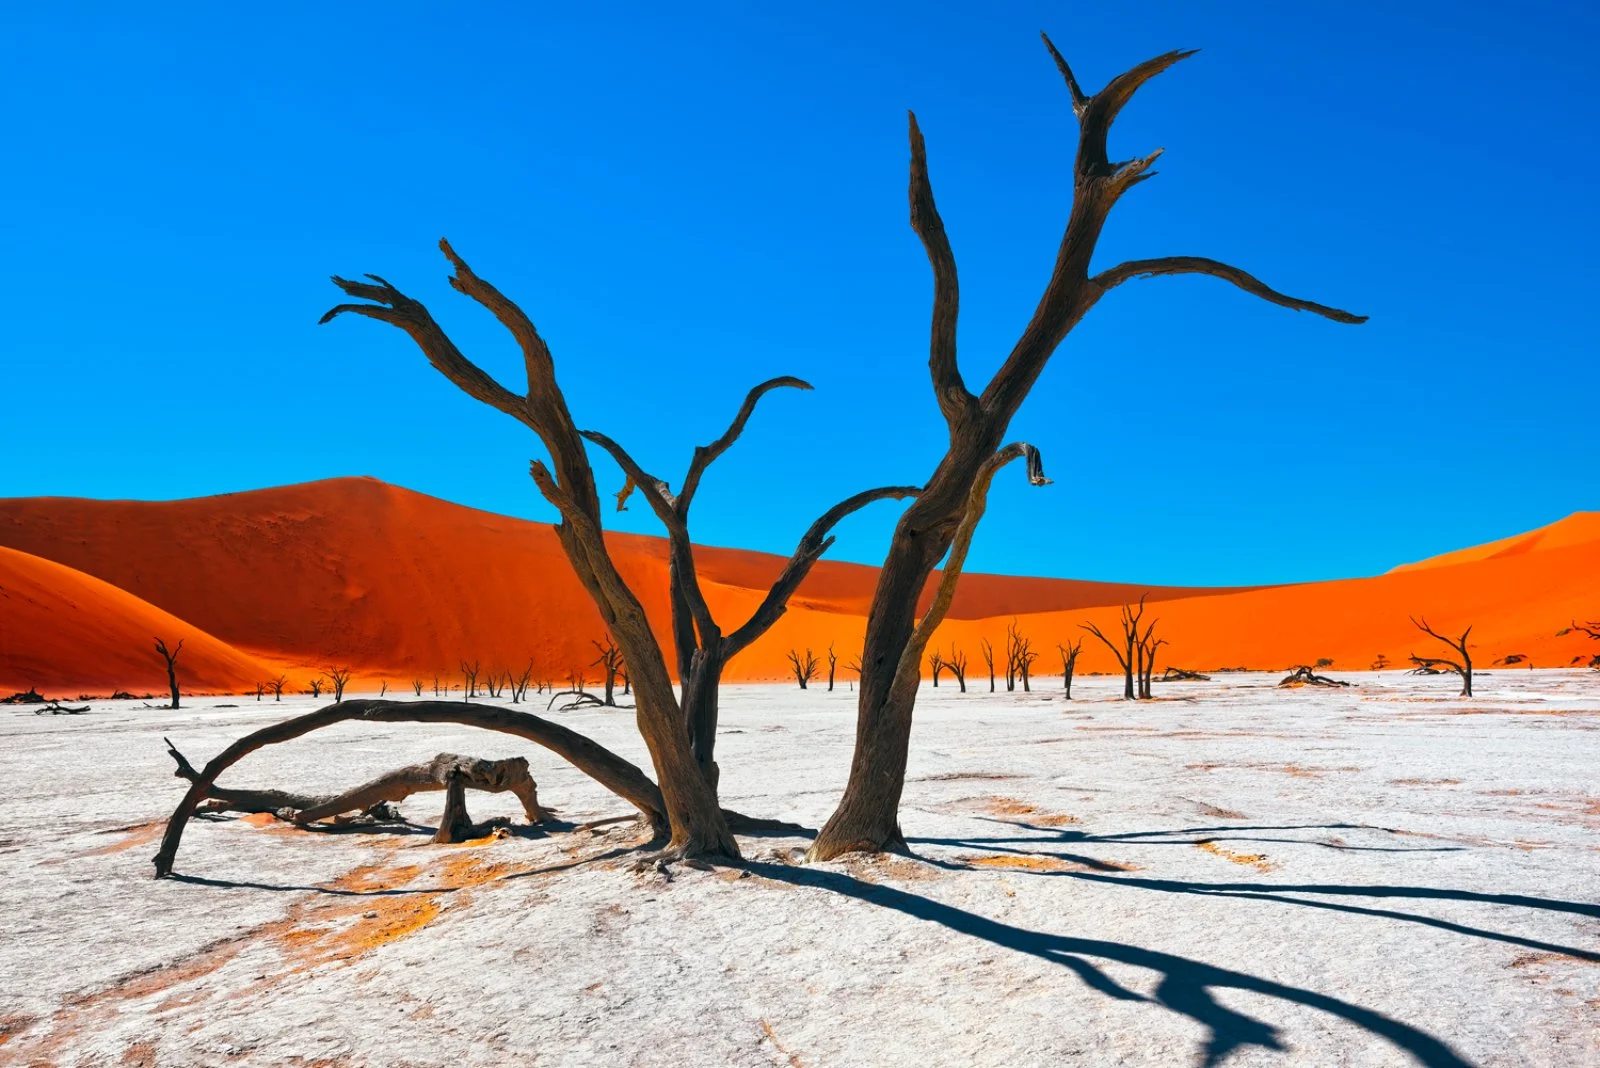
xmin=811 ymin=36 xmax=1361 ymax=859
xmin=154 ymin=637 xmax=183 ymax=709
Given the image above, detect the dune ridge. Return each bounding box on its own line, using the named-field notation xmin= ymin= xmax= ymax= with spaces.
xmin=1 ymin=477 xmax=1596 ymax=693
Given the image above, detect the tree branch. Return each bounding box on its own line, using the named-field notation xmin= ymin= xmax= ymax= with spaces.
xmin=1090 ymin=257 xmax=1367 ymax=324
xmin=908 ymin=112 xmax=976 ymax=429
xmin=725 ymin=485 xmax=921 ymax=657
xmin=679 ymin=377 xmax=813 ymax=511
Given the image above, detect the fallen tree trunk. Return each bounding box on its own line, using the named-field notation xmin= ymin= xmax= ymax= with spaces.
xmin=167 ymin=740 xmax=547 ymax=836
xmin=153 ymin=699 xmax=668 ymax=877
xmin=1278 ymin=666 xmax=1351 ymax=688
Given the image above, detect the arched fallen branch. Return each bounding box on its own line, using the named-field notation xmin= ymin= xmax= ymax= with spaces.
xmin=166 ymin=741 xmax=548 ymax=842
xmin=1158 ymin=667 xmax=1211 ymax=682
xmin=153 ymin=699 xmax=667 ymax=877
xmin=546 ymin=690 xmax=630 ymax=712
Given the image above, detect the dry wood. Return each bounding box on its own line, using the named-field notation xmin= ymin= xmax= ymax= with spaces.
xmin=1408 ymin=616 xmax=1474 ymax=696
xmin=165 ymin=741 xmax=547 ymax=837
xmin=812 ymin=34 xmax=1362 ymax=858
xmin=1278 ymin=666 xmax=1350 ymax=688
xmin=153 ymin=637 xmax=182 ymax=709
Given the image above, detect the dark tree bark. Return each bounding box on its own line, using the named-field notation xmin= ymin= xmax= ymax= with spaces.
xmin=827 ymin=644 xmax=838 ymax=692
xmin=460 ymin=659 xmax=480 ymax=700
xmin=307 ymin=677 xmax=324 ymax=699
xmin=323 ymin=244 xmax=747 ymax=858
xmin=946 ymin=645 xmax=968 ymax=693
xmin=927 ymin=649 xmax=945 ymax=688
xmin=979 ymin=638 xmax=996 ymax=692
xmin=1409 ymin=616 xmax=1474 ymax=697
xmin=582 ymin=404 xmax=916 ymax=796
xmin=269 ymin=674 xmax=286 ymax=702
xmin=1083 ymin=598 xmax=1146 ymax=701
xmin=153 ymin=637 xmax=183 ymax=709
xmin=323 ymin=666 xmax=353 ymax=703
xmin=787 ymin=648 xmax=819 ymax=689
xmin=166 ymin=741 xmax=547 ymax=830
xmin=592 ymin=638 xmax=625 ymax=706
xmin=1279 ymin=666 xmax=1349 ymax=688
xmin=810 ymin=36 xmax=1363 ymax=859
xmin=153 ymin=699 xmax=671 ymax=876
xmin=1057 ymin=638 xmax=1082 ymax=699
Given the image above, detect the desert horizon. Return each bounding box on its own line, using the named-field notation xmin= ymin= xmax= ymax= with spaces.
xmin=4 ymin=474 xmax=1597 ymax=697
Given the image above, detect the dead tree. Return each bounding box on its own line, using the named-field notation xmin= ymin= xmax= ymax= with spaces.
xmin=460 ymin=659 xmax=481 ymax=700
xmin=946 ymin=645 xmax=968 ymax=693
xmin=1370 ymin=654 xmax=1391 ymax=672
xmin=153 ymin=637 xmax=183 ymax=709
xmin=1408 ymin=616 xmax=1474 ymax=696
xmin=927 ymin=649 xmax=945 ymax=687
xmin=1557 ymin=620 xmax=1600 ymax=669
xmin=1082 ymin=598 xmax=1146 ymax=701
xmin=826 ymin=643 xmax=838 ymax=692
xmin=1279 ymin=665 xmax=1350 ymax=688
xmin=253 ymin=682 xmax=265 ymax=702
xmin=1015 ymin=628 xmax=1040 ymax=692
xmin=1057 ymin=638 xmax=1082 ymax=699
xmin=787 ymin=648 xmax=819 ymax=690
xmin=378 ymin=680 xmax=388 ymax=697
xmin=809 ymin=35 xmax=1361 ymax=859
xmin=323 ymin=667 xmax=353 ymax=703
xmin=269 ymin=675 xmax=287 ymax=702
xmin=1159 ymin=666 xmax=1210 ymax=682
xmin=1003 ymin=620 xmax=1021 ymax=691
xmin=979 ymin=638 xmax=996 ymax=692
xmin=580 ymin=384 xmax=916 ymax=795
xmin=306 ymin=677 xmax=324 ymax=699
xmin=1136 ymin=622 xmax=1166 ymax=699
xmin=166 ymin=740 xmax=546 ymax=842
xmin=511 ymin=661 xmax=534 ymax=703
xmin=411 ymin=679 xmax=425 ymax=697
xmin=591 ymin=638 xmax=625 ymax=707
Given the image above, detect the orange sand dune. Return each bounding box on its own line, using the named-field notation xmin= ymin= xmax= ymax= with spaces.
xmin=1388 ymin=512 xmax=1600 ymax=574
xmin=0 ymin=545 xmax=271 ymax=694
xmin=1 ymin=477 xmax=1595 ymax=690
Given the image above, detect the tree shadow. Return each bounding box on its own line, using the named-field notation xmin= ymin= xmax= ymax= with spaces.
xmin=739 ymin=859 xmax=1473 ymax=1068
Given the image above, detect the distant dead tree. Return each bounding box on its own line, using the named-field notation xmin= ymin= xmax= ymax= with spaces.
xmin=592 ymin=638 xmax=625 ymax=707
xmin=269 ymin=675 xmax=287 ymax=702
xmin=1136 ymin=622 xmax=1166 ymax=699
xmin=826 ymin=643 xmax=839 ymax=692
xmin=307 ymin=677 xmax=324 ymax=699
xmin=927 ymin=649 xmax=946 ymax=688
xmin=1003 ymin=621 xmax=1021 ymax=691
xmin=1082 ymin=598 xmax=1147 ymax=701
xmin=979 ymin=638 xmax=996 ymax=692
xmin=1370 ymin=654 xmax=1391 ymax=672
xmin=787 ymin=648 xmax=819 ymax=690
xmin=1408 ymin=616 xmax=1474 ymax=696
xmin=460 ymin=659 xmax=481 ymax=700
xmin=1557 ymin=620 xmax=1600 ymax=669
xmin=511 ymin=661 xmax=535 ymax=703
xmin=378 ymin=681 xmax=388 ymax=697
xmin=253 ymin=682 xmax=266 ymax=702
xmin=411 ymin=679 xmax=424 ymax=697
xmin=847 ymin=653 xmax=864 ymax=691
xmin=1279 ymin=665 xmax=1350 ymax=688
xmin=1314 ymin=657 xmax=1334 ymax=671
xmin=153 ymin=637 xmax=183 ymax=709
xmin=1056 ymin=638 xmax=1082 ymax=699
xmin=323 ymin=667 xmax=353 ymax=703
xmin=946 ymin=645 xmax=968 ymax=693
xmin=432 ymin=674 xmax=442 ymax=697
xmin=1013 ymin=626 xmax=1040 ymax=692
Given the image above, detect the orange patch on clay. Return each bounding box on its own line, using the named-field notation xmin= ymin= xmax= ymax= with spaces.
xmin=1194 ymin=840 xmax=1277 ymax=872
xmin=74 ymin=822 xmax=165 ymax=858
xmin=961 ymin=853 xmax=1139 ymax=873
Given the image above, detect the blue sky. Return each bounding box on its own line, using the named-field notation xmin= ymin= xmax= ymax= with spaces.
xmin=3 ymin=1 xmax=1595 ymax=585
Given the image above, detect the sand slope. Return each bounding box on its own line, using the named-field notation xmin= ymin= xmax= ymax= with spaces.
xmin=1 ymin=477 xmax=1596 ymax=691
xmin=0 ymin=545 xmax=270 ymax=694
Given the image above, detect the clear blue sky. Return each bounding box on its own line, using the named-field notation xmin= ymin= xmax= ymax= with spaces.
xmin=3 ymin=1 xmax=1595 ymax=585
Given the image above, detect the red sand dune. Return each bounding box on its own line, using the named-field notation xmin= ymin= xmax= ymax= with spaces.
xmin=1 ymin=477 xmax=1596 ymax=692
xmin=0 ymin=545 xmax=270 ymax=694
